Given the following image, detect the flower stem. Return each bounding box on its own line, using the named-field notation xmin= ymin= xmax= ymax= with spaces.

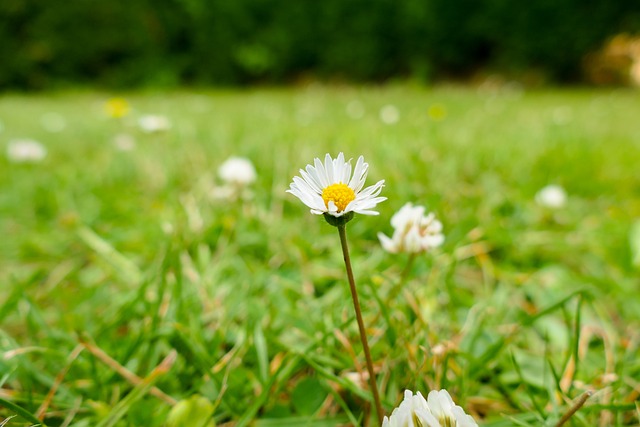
xmin=337 ymin=224 xmax=384 ymax=424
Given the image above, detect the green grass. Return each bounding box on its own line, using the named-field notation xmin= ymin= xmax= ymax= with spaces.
xmin=1 ymin=84 xmax=639 ymax=426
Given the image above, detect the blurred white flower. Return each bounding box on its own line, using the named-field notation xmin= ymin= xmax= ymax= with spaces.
xmin=212 ymin=157 xmax=257 ymax=202
xmin=378 ymin=203 xmax=444 ymax=253
xmin=535 ymin=184 xmax=567 ymax=208
xmin=287 ymin=152 xmax=386 ymax=217
xmin=380 ymin=104 xmax=400 ymax=124
xmin=346 ymin=100 xmax=365 ymax=119
xmin=6 ymin=139 xmax=47 ymax=163
xmin=138 ymin=115 xmax=172 ymax=133
xmin=113 ymin=133 xmax=136 ymax=151
xmin=218 ymin=156 xmax=257 ymax=186
xmin=383 ymin=390 xmax=439 ymax=427
xmin=426 ymin=389 xmax=478 ymax=427
xmin=383 ymin=390 xmax=478 ymax=427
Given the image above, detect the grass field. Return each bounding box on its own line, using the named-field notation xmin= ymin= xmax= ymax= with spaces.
xmin=1 ymin=84 xmax=639 ymax=426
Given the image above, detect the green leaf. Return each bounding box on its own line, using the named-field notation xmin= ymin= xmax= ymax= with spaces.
xmin=0 ymin=397 xmax=46 ymax=426
xmin=77 ymin=226 xmax=142 ymax=285
xmin=254 ymin=323 xmax=269 ymax=384
xmin=630 ymin=220 xmax=640 ymax=267
xmin=166 ymin=395 xmax=215 ymax=427
xmin=291 ymin=378 xmax=327 ymax=416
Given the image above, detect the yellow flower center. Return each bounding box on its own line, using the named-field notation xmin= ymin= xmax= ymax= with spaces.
xmin=322 ymin=183 xmax=355 ymax=212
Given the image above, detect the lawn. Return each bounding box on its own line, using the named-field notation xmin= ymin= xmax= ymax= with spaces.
xmin=1 ymin=84 xmax=639 ymax=426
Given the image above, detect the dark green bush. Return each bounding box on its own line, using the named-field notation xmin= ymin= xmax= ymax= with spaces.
xmin=1 ymin=0 xmax=639 ymax=89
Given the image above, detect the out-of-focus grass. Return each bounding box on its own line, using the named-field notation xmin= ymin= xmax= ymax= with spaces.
xmin=0 ymin=84 xmax=639 ymax=426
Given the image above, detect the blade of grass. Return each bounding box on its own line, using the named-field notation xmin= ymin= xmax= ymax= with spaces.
xmin=0 ymin=397 xmax=46 ymax=426
xmin=254 ymin=322 xmax=269 ymax=384
xmin=510 ymin=351 xmax=545 ymax=417
xmin=77 ymin=226 xmax=142 ymax=285
xmin=95 ymin=350 xmax=177 ymax=427
xmin=79 ymin=337 xmax=177 ymax=405
xmin=36 ymin=344 xmax=84 ymax=420
xmin=555 ymin=391 xmax=592 ymax=427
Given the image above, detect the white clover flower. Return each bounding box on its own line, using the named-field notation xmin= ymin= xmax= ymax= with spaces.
xmin=6 ymin=139 xmax=47 ymax=163
xmin=382 ymin=390 xmax=439 ymax=427
xmin=535 ymin=184 xmax=567 ymax=208
xmin=287 ymin=152 xmax=386 ymax=218
xmin=218 ymin=156 xmax=257 ymax=186
xmin=426 ymin=389 xmax=478 ymax=427
xmin=383 ymin=390 xmax=478 ymax=427
xmin=138 ymin=115 xmax=172 ymax=133
xmin=378 ymin=203 xmax=444 ymax=254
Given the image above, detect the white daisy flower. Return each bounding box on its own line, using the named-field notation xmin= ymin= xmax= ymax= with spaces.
xmin=535 ymin=184 xmax=567 ymax=209
xmin=287 ymin=152 xmax=386 ymax=218
xmin=138 ymin=115 xmax=172 ymax=133
xmin=6 ymin=139 xmax=47 ymax=163
xmin=218 ymin=156 xmax=257 ymax=186
xmin=378 ymin=203 xmax=444 ymax=253
xmin=382 ymin=390 xmax=440 ymax=427
xmin=426 ymin=389 xmax=478 ymax=427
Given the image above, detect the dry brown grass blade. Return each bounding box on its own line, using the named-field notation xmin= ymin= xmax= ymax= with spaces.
xmin=555 ymin=391 xmax=592 ymax=427
xmin=36 ymin=344 xmax=84 ymax=420
xmin=79 ymin=337 xmax=177 ymax=406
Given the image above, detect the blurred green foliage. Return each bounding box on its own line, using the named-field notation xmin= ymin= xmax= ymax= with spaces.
xmin=1 ymin=0 xmax=640 ymax=89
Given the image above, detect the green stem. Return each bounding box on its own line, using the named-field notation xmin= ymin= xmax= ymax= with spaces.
xmin=337 ymin=224 xmax=384 ymax=424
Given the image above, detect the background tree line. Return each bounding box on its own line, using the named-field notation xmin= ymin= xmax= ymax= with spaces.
xmin=2 ymin=0 xmax=639 ymax=89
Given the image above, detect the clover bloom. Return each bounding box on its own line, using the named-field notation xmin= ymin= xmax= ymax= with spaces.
xmin=383 ymin=390 xmax=478 ymax=427
xmin=287 ymin=152 xmax=386 ymax=218
xmin=6 ymin=139 xmax=47 ymax=163
xmin=426 ymin=390 xmax=478 ymax=427
xmin=382 ymin=390 xmax=439 ymax=427
xmin=535 ymin=184 xmax=567 ymax=208
xmin=138 ymin=115 xmax=172 ymax=133
xmin=218 ymin=156 xmax=257 ymax=186
xmin=378 ymin=203 xmax=444 ymax=253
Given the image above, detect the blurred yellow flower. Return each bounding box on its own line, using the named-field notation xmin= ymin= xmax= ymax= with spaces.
xmin=428 ymin=104 xmax=447 ymax=121
xmin=104 ymin=97 xmax=130 ymax=118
